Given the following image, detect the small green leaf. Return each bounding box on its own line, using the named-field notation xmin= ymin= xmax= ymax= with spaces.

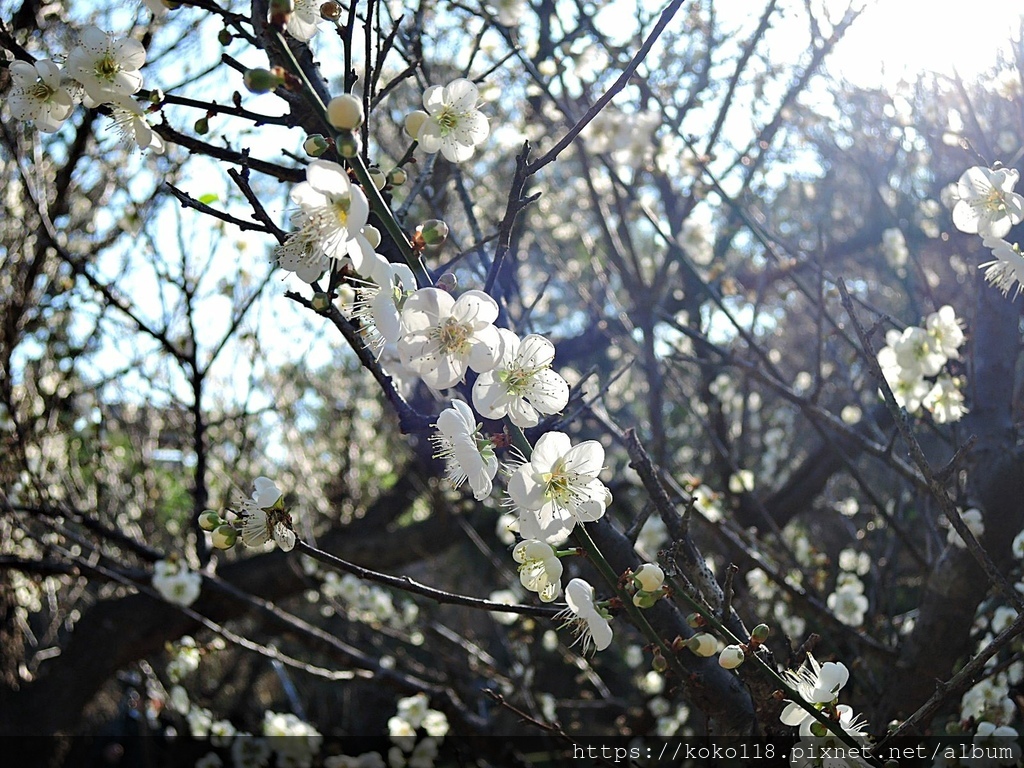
xmin=198 ymin=193 xmax=219 ymax=205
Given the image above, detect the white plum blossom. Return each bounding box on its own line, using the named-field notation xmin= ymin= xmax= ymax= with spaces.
xmin=105 ymin=94 xmax=164 ymax=153
xmin=1013 ymin=529 xmax=1024 ymax=559
xmin=152 ymin=559 xmax=202 ymax=606
xmin=924 ymin=375 xmax=967 ymax=424
xmin=286 ymin=0 xmax=322 ymax=41
xmin=558 ymin=578 xmax=612 ymax=653
xmin=718 ymin=645 xmax=745 ymax=669
xmin=7 ymin=60 xmax=75 ymax=133
xmin=925 ymin=305 xmax=965 ymax=358
xmin=973 ymin=722 xmax=1021 ymax=765
xmin=506 ymin=431 xmax=612 ymax=544
xmin=414 ymin=79 xmax=490 ymax=163
xmin=350 ymin=253 xmax=415 ymax=354
xmin=472 ymin=329 xmax=569 ymax=427
xmin=512 ymin=539 xmax=563 ymax=602
xmin=881 ymin=227 xmax=909 ymax=270
xmin=780 ymin=655 xmax=850 ymax=728
xmin=789 ymin=705 xmax=872 ymax=768
xmin=633 ymin=563 xmax=665 ymax=592
xmin=429 ymin=400 xmax=498 ymax=501
xmin=237 ymin=477 xmax=296 ymax=551
xmin=980 ymin=236 xmax=1024 ymax=299
xmin=827 ymin=574 xmax=869 ymax=627
xmin=397 ymin=288 xmax=503 ymax=389
xmin=66 ymin=27 xmax=146 ymax=106
xmin=489 ymin=0 xmax=527 ymax=26
xmin=948 ymin=508 xmax=984 ymax=549
xmin=951 ymin=166 xmax=1024 ymax=239
xmin=278 ymin=159 xmax=374 ymax=282
xmin=263 ymin=710 xmax=322 ymax=768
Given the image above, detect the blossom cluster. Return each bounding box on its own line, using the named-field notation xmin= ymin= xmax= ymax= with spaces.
xmin=7 ymin=27 xmax=162 ymax=151
xmin=876 ymin=305 xmax=967 ymax=423
xmin=152 ymin=558 xmax=202 ymax=607
xmin=949 ymin=166 xmax=1024 ymax=298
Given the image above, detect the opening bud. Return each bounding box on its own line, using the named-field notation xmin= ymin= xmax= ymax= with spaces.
xmin=303 ymin=134 xmax=329 ymax=157
xmin=750 ymin=623 xmax=770 ymax=644
xmin=368 ymin=167 xmax=387 ymax=191
xmin=327 ymin=93 xmax=364 ymax=130
xmin=198 ymin=510 xmax=222 ymax=531
xmin=244 ymin=68 xmax=286 ymax=94
xmin=362 ymin=225 xmax=381 ymax=249
xmin=633 ymin=563 xmax=665 ymax=592
xmin=686 ymin=632 xmax=718 ymax=657
xmin=404 ymin=110 xmax=428 ymax=140
xmin=211 ymin=524 xmax=238 ymax=550
xmin=718 ymin=644 xmax=746 ymax=669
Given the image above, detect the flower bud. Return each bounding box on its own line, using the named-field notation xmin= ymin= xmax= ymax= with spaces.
xmin=750 ymin=623 xmax=770 ymax=644
xmin=320 ymin=1 xmax=342 ymax=20
xmin=362 ymin=225 xmax=381 ymax=249
xmin=243 ymin=68 xmax=286 ymax=94
xmin=303 ymin=134 xmax=329 ymax=157
xmin=194 ymin=117 xmax=210 ymax=135
xmin=417 ymin=219 xmax=449 ymax=247
xmin=687 ymin=632 xmax=718 ymax=657
xmin=686 ymin=612 xmax=705 ymax=629
xmin=336 ymin=132 xmax=359 ymax=158
xmin=198 ymin=510 xmax=222 ymax=531
xmin=269 ymin=0 xmax=293 ymax=28
xmin=368 ymin=167 xmax=387 ymax=191
xmin=211 ymin=524 xmax=238 ymax=550
xmin=218 ymin=29 xmax=232 ymax=46
xmin=633 ymin=591 xmax=658 ymax=609
xmin=651 ymin=651 xmax=668 ymax=673
xmin=311 ymin=292 xmax=331 ymax=312
xmin=633 ymin=563 xmax=665 ymax=592
xmin=388 ymin=167 xmax=407 ymax=186
xmin=327 ymin=93 xmax=364 ymax=130
xmin=810 ymin=721 xmax=828 ymax=738
xmin=718 ymin=644 xmax=745 ymax=669
xmin=404 ymin=110 xmax=428 ymax=140
xmin=435 ymin=273 xmax=458 ymax=292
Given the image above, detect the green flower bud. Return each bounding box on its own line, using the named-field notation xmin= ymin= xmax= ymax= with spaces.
xmin=311 ymin=292 xmax=331 ymax=312
xmin=651 ymin=652 xmax=668 ymax=673
xmin=218 ymin=29 xmax=232 ymax=46
xmin=336 ymin=132 xmax=359 ymax=158
xmin=303 ymin=134 xmax=329 ymax=157
xmin=750 ymin=623 xmax=770 ymax=644
xmin=243 ymin=68 xmax=286 ymax=94
xmin=633 ymin=591 xmax=658 ymax=609
xmin=686 ymin=612 xmax=704 ymax=629
xmin=211 ymin=524 xmax=238 ymax=550
xmin=194 ymin=117 xmax=210 ymax=135
xmin=327 ymin=94 xmax=364 ymax=130
xmin=388 ymin=167 xmax=408 ymax=186
xmin=198 ymin=510 xmax=222 ymax=531
xmin=810 ymin=721 xmax=828 ymax=738
xmin=418 ymin=219 xmax=449 ymax=247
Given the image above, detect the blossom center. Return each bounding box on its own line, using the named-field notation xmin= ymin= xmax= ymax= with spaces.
xmin=95 ymin=54 xmax=120 ymax=82
xmin=541 ymin=460 xmax=581 ymax=506
xmin=434 ymin=317 xmax=473 ymax=354
xmin=500 ymin=363 xmax=541 ymax=395
xmin=29 ymin=81 xmax=55 ymax=101
xmin=433 ymin=106 xmax=462 ymax=134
